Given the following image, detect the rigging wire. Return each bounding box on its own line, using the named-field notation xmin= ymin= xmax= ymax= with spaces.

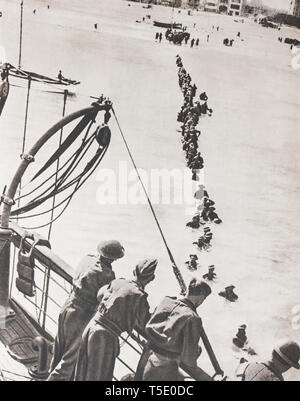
xmin=48 ymin=89 xmax=68 ymax=240
xmin=16 ymin=127 xmax=96 ymax=199
xmin=39 ymin=89 xmax=68 ymax=323
xmin=9 ymin=76 xmax=32 ymax=297
xmin=111 ymin=107 xmax=187 ymax=295
xmin=11 ymin=133 xmax=98 ymax=218
xmin=21 ymin=145 xmax=109 ymax=230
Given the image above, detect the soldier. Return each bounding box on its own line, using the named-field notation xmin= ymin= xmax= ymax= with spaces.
xmin=233 ymin=325 xmax=248 ymax=349
xmin=48 ymin=240 xmax=125 ymax=381
xmin=199 ymin=92 xmax=208 ymax=102
xmin=185 ymin=255 xmax=199 ymax=271
xmin=203 ymin=266 xmax=216 ymax=281
xmin=186 ymin=215 xmax=200 ymax=230
xmin=207 ymin=207 xmax=222 ymax=225
xmin=219 ymin=285 xmax=238 ymax=302
xmin=138 ymin=279 xmax=212 ymax=381
xmin=194 ymin=185 xmax=209 ymax=202
xmin=74 ymin=259 xmax=157 ymax=381
xmin=192 ymin=83 xmax=197 ymax=97
xmin=237 ymin=340 xmax=300 ymax=381
xmin=188 ymin=153 xmax=204 ymax=170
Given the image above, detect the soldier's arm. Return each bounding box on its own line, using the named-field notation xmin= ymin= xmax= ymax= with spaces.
xmin=180 ymin=317 xmax=212 ymax=381
xmin=134 ymin=297 xmax=151 ymax=339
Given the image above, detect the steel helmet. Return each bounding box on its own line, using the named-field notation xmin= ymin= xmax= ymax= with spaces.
xmin=200 ymin=92 xmax=208 ymax=101
xmin=97 ymin=240 xmax=125 ymax=261
xmin=274 ymin=340 xmax=300 ymax=369
xmin=134 ymin=258 xmax=158 ymax=283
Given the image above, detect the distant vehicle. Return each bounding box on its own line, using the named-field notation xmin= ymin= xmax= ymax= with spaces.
xmin=260 ymin=18 xmax=279 ymax=29
xmin=284 ymin=37 xmax=300 ymax=46
xmin=153 ymin=21 xmax=182 ymax=29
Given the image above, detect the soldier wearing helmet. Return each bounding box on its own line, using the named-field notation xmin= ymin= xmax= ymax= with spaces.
xmin=74 ymin=258 xmax=158 ymax=381
xmin=237 ymin=339 xmax=300 ymax=381
xmin=136 ymin=279 xmax=212 ymax=381
xmin=48 ymin=240 xmax=125 ymax=381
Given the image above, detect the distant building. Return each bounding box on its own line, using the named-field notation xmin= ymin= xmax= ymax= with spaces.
xmin=180 ymin=0 xmax=201 ymax=8
xmin=204 ymin=1 xmax=219 ymax=13
xmin=127 ymin=0 xmax=244 ymax=14
xmin=290 ymin=0 xmax=300 ymax=17
xmin=155 ymin=0 xmax=183 ymax=6
xmin=160 ymin=0 xmax=175 ymax=6
xmin=228 ymin=0 xmax=244 ymax=16
xmin=203 ymin=0 xmax=244 ymax=15
xmin=218 ymin=0 xmax=230 ymax=14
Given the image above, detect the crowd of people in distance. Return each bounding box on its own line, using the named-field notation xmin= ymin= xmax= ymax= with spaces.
xmin=156 ymin=28 xmax=210 ymax=47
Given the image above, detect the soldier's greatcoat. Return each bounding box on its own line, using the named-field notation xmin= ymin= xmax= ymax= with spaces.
xmin=141 ymin=297 xmax=204 ymax=381
xmin=48 ymin=254 xmax=115 ymax=381
xmin=74 ymin=278 xmax=150 ymax=381
xmin=242 ymin=362 xmax=284 ymax=381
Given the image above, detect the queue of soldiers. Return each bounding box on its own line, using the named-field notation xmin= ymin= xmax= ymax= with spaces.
xmin=176 ymin=55 xmax=222 ymax=263
xmin=46 ymin=55 xmax=300 ymax=382
xmin=174 ymin=56 xmax=300 ymax=381
xmin=176 ymin=57 xmax=242 ymax=308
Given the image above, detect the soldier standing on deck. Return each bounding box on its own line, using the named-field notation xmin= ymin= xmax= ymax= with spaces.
xmin=74 ymin=259 xmax=158 ymax=381
xmin=137 ymin=279 xmax=212 ymax=381
xmin=48 ymin=240 xmax=125 ymax=381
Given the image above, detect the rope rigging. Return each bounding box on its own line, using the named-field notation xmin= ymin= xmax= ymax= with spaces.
xmin=3 ymin=99 xmax=113 ymax=232
xmin=112 ymin=108 xmax=187 ymax=295
xmin=12 ymin=120 xmax=96 ymax=213
xmin=1 ymin=77 xmax=187 ymax=294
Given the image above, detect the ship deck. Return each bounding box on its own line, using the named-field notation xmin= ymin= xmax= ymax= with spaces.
xmin=0 ymin=300 xmax=52 ymax=381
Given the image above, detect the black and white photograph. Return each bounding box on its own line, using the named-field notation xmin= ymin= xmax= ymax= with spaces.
xmin=0 ymin=0 xmax=299 ymax=384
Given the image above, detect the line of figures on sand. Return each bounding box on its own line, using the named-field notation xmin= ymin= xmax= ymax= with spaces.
xmin=176 ymin=56 xmax=239 ymax=304
xmin=156 ymin=29 xmax=211 ymax=46
xmin=47 ymin=240 xmax=300 ymax=381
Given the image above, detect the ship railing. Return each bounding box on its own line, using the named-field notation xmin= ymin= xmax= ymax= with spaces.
xmin=7 ymin=222 xmax=197 ymax=381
